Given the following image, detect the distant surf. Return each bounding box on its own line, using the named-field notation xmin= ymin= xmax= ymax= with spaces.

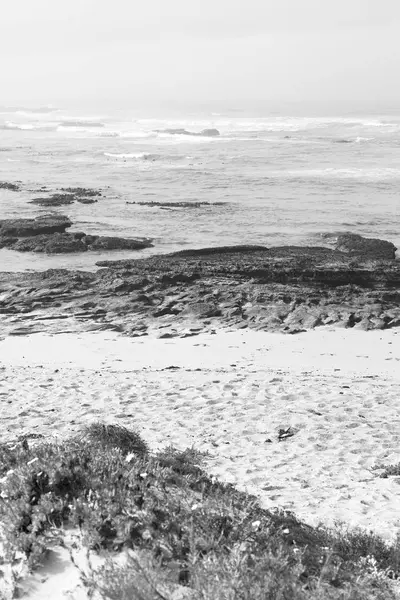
xmin=1 ymin=105 xmax=400 ymax=274
xmin=59 ymin=120 xmax=105 ymax=128
xmin=104 ymin=151 xmax=185 ymax=162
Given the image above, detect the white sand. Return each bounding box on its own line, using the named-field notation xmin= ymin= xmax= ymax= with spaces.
xmin=1 ymin=327 xmax=400 ymax=597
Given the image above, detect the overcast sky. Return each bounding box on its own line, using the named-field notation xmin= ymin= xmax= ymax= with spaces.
xmin=1 ymin=0 xmax=400 ymax=112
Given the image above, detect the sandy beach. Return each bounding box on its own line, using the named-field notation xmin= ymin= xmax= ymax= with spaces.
xmin=2 ymin=327 xmax=400 ymax=544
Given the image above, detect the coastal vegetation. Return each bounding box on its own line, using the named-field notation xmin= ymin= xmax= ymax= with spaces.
xmin=1 ymin=424 xmax=400 ymax=599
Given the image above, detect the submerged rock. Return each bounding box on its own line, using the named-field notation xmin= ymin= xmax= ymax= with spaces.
xmin=127 ymin=201 xmax=227 ymax=208
xmin=29 ymin=194 xmax=75 ymax=207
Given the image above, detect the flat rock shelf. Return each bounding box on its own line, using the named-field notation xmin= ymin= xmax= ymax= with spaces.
xmin=0 ymin=240 xmax=399 ymax=338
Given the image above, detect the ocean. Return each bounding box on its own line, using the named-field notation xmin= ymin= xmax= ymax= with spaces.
xmin=1 ymin=106 xmax=399 ymax=272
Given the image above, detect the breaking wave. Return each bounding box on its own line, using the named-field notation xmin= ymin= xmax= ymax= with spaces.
xmin=273 ymin=167 xmax=400 ymax=181
xmin=0 ymin=105 xmax=58 ymax=114
xmin=104 ymin=152 xmax=184 ymax=162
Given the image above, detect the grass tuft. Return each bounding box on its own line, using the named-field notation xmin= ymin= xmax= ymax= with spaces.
xmin=78 ymin=422 xmax=149 ymax=457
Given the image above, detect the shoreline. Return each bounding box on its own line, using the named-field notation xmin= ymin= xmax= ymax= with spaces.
xmin=2 ymin=327 xmax=400 ymax=540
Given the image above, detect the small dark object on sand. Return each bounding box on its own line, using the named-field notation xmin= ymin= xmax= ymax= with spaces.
xmin=278 ymin=427 xmax=296 ymax=442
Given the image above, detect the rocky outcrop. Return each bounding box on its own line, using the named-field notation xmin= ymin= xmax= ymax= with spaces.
xmin=155 ymin=128 xmax=220 ymax=137
xmin=29 ymin=187 xmax=101 ymax=207
xmin=170 ymin=245 xmax=268 ymax=258
xmin=0 ymin=215 xmax=72 ymax=237
xmin=0 ymin=231 xmax=153 ymax=254
xmin=88 ymin=236 xmax=152 ymax=251
xmin=12 ymin=233 xmax=87 ymax=253
xmin=30 ymin=194 xmax=75 ymax=207
xmin=334 ymin=233 xmax=396 ymax=259
xmin=0 ymin=215 xmax=153 ymax=253
xmin=199 ymin=128 xmax=220 ymax=137
xmin=1 ymin=241 xmax=400 ymax=338
xmin=0 ymin=181 xmax=20 ymax=191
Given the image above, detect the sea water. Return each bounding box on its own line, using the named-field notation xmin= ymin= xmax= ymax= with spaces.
xmin=1 ymin=106 xmax=399 ymax=271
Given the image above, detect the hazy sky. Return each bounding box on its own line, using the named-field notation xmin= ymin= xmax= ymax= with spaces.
xmin=1 ymin=0 xmax=400 ymax=112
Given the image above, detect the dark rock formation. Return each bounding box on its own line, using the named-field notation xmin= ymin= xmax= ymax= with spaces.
xmin=155 ymin=128 xmax=220 ymax=137
xmin=0 ymin=181 xmax=20 ymax=191
xmin=30 ymin=194 xmax=75 ymax=207
xmin=170 ymin=245 xmax=268 ymax=258
xmin=76 ymin=198 xmax=98 ymax=204
xmin=0 ymin=230 xmax=153 ymax=254
xmin=127 ymin=201 xmax=227 ymax=208
xmin=29 ymin=188 xmax=101 ymax=207
xmin=0 ymin=213 xmax=152 ymax=254
xmin=334 ymin=233 xmax=397 ymax=260
xmin=1 ymin=241 xmax=400 ymax=338
xmin=12 ymin=233 xmax=87 ymax=253
xmin=0 ymin=215 xmax=72 ymax=237
xmin=199 ymin=128 xmax=220 ymax=137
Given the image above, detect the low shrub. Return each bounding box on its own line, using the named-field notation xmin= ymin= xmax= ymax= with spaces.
xmin=1 ymin=423 xmax=399 ymax=599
